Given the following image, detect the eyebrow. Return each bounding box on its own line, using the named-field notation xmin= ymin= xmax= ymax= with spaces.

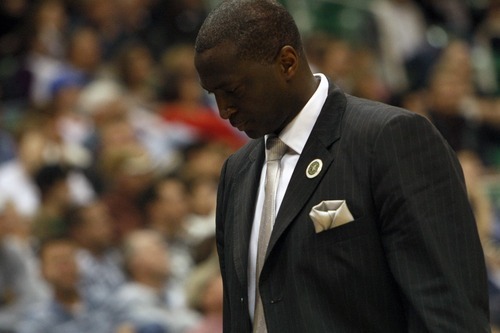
xmin=200 ymin=80 xmax=236 ymax=94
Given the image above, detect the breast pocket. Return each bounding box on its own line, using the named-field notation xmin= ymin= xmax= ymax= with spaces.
xmin=311 ymin=216 xmax=370 ymax=249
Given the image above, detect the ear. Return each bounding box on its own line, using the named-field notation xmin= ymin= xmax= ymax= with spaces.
xmin=277 ymin=45 xmax=299 ymax=80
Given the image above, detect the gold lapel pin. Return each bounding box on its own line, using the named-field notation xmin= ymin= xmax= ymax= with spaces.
xmin=306 ymin=159 xmax=323 ymax=179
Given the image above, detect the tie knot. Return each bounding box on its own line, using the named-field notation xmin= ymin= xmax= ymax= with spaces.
xmin=266 ymin=136 xmax=288 ymax=161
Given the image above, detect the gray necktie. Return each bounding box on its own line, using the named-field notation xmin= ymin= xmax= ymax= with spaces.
xmin=253 ymin=135 xmax=288 ymax=333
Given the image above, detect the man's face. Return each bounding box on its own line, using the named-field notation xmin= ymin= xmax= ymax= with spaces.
xmin=80 ymin=202 xmax=114 ymax=249
xmin=41 ymin=241 xmax=79 ymax=292
xmin=155 ymin=179 xmax=189 ymax=226
xmin=195 ymin=42 xmax=291 ymax=139
xmin=130 ymin=234 xmax=170 ymax=280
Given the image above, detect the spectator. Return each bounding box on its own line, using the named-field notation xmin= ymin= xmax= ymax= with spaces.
xmin=66 ymin=200 xmax=126 ymax=305
xmin=78 ymin=78 xmax=193 ymax=173
xmin=424 ymin=40 xmax=478 ymax=152
xmin=47 ymin=70 xmax=93 ymax=157
xmin=0 ymin=200 xmax=47 ymax=333
xmin=185 ymin=251 xmax=222 ymax=333
xmin=114 ymin=42 xmax=159 ymax=110
xmin=370 ymin=0 xmax=427 ymax=94
xmin=184 ymin=174 xmax=218 ymax=251
xmin=474 ymin=0 xmax=500 ymax=96
xmin=112 ymin=230 xmax=199 ymax=333
xmin=16 ymin=237 xmax=127 ymax=333
xmin=0 ymin=111 xmax=95 ymax=232
xmin=66 ymin=26 xmax=103 ymax=79
xmin=23 ymin=0 xmax=69 ymax=106
xmin=0 ymin=116 xmax=48 ymax=221
xmin=31 ymin=163 xmax=72 ymax=241
xmin=303 ymin=32 xmax=355 ymax=93
xmin=140 ymin=174 xmax=195 ymax=290
xmin=76 ymin=0 xmax=128 ymax=62
xmin=99 ymin=144 xmax=156 ymax=242
xmin=414 ymin=0 xmax=476 ymax=39
xmin=180 ymin=141 xmax=231 ymax=183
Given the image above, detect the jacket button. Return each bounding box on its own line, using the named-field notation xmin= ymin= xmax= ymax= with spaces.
xmin=240 ymin=297 xmax=244 ymax=303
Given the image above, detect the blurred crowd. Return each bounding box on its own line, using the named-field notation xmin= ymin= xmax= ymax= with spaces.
xmin=0 ymin=0 xmax=500 ymax=332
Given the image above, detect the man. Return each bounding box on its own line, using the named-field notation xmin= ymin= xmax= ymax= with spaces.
xmin=194 ymin=0 xmax=490 ymax=332
xmin=0 ymin=201 xmax=47 ymax=333
xmin=16 ymin=237 xmax=129 ymax=333
xmin=140 ymin=174 xmax=195 ymax=291
xmin=111 ymin=229 xmax=199 ymax=333
xmin=66 ymin=200 xmax=125 ymax=305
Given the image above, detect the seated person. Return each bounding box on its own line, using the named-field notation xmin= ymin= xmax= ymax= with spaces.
xmin=16 ymin=237 xmax=130 ymax=333
xmin=111 ymin=230 xmax=200 ymax=333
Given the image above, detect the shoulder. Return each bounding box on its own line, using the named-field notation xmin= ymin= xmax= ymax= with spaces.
xmin=344 ymin=94 xmax=419 ymax=125
xmin=322 ymin=82 xmax=430 ymax=139
xmin=113 ymin=283 xmax=156 ymax=305
xmin=0 ymin=238 xmax=27 ymax=275
xmin=341 ymin=94 xmax=435 ymax=140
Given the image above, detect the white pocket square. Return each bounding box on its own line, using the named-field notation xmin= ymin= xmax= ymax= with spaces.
xmin=309 ymin=200 xmax=354 ymax=233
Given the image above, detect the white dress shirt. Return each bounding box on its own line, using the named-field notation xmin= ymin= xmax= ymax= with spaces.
xmin=247 ymin=73 xmax=329 ymax=319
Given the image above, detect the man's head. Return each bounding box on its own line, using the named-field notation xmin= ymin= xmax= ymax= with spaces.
xmin=194 ymin=0 xmax=316 ymax=139
xmin=66 ymin=200 xmax=114 ymax=255
xmin=122 ymin=230 xmax=170 ymax=287
xmin=33 ymin=163 xmax=70 ymax=204
xmin=39 ymin=237 xmax=79 ymax=294
xmin=140 ymin=174 xmax=189 ymax=237
xmin=195 ymin=0 xmax=302 ymax=64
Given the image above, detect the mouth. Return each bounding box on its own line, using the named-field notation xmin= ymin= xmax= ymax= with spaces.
xmin=230 ymin=119 xmax=246 ymax=131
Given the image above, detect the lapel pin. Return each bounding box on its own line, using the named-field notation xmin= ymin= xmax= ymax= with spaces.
xmin=306 ymin=159 xmax=323 ymax=179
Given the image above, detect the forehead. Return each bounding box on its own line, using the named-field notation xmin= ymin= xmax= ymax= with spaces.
xmin=42 ymin=241 xmax=75 ymax=259
xmin=195 ymin=42 xmax=248 ymax=90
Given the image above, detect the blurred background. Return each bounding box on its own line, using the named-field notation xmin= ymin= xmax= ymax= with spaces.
xmin=1 ymin=0 xmax=500 ymax=332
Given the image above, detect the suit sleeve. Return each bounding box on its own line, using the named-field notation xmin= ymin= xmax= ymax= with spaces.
xmin=216 ymin=158 xmax=232 ymax=333
xmin=371 ymin=112 xmax=490 ymax=332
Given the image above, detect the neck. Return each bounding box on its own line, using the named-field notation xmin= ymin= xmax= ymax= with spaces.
xmin=86 ymin=246 xmax=107 ymax=258
xmin=150 ymin=219 xmax=184 ymax=238
xmin=54 ymin=288 xmax=80 ymax=308
xmin=134 ymin=274 xmax=165 ymax=292
xmin=278 ymin=72 xmax=320 ymax=135
xmin=44 ymin=200 xmax=66 ymax=214
xmin=302 ymin=71 xmax=321 ymax=102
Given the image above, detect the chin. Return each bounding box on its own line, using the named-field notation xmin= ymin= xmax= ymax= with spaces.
xmin=244 ymin=129 xmax=266 ymax=139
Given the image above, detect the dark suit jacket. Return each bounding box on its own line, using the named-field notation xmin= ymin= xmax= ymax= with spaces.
xmin=215 ymin=83 xmax=490 ymax=332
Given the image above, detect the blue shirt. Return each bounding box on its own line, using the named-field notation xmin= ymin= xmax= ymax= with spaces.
xmin=16 ymin=297 xmax=117 ymax=333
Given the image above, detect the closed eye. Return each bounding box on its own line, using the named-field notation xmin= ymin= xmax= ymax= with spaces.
xmin=226 ymin=86 xmax=243 ymax=97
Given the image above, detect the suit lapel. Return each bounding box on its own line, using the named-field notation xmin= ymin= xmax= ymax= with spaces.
xmin=232 ymin=140 xmax=265 ymax=285
xmin=267 ymin=84 xmax=347 ymax=258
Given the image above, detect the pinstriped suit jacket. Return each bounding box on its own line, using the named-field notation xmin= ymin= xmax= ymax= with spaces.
xmin=215 ymin=83 xmax=490 ymax=332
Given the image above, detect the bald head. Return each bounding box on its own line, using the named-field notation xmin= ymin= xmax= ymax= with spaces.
xmin=195 ymin=0 xmax=303 ymax=64
xmin=121 ymin=229 xmax=171 ymax=288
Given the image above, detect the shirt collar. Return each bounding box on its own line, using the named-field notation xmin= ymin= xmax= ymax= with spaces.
xmin=267 ymin=73 xmax=329 ymax=155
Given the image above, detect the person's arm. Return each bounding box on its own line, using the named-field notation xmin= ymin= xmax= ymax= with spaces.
xmin=371 ymin=112 xmax=490 ymax=332
xmin=0 ymin=239 xmax=46 ymax=331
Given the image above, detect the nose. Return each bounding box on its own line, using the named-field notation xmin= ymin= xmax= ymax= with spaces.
xmin=220 ymin=107 xmax=237 ymax=120
xmin=215 ymin=95 xmax=237 ymax=119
